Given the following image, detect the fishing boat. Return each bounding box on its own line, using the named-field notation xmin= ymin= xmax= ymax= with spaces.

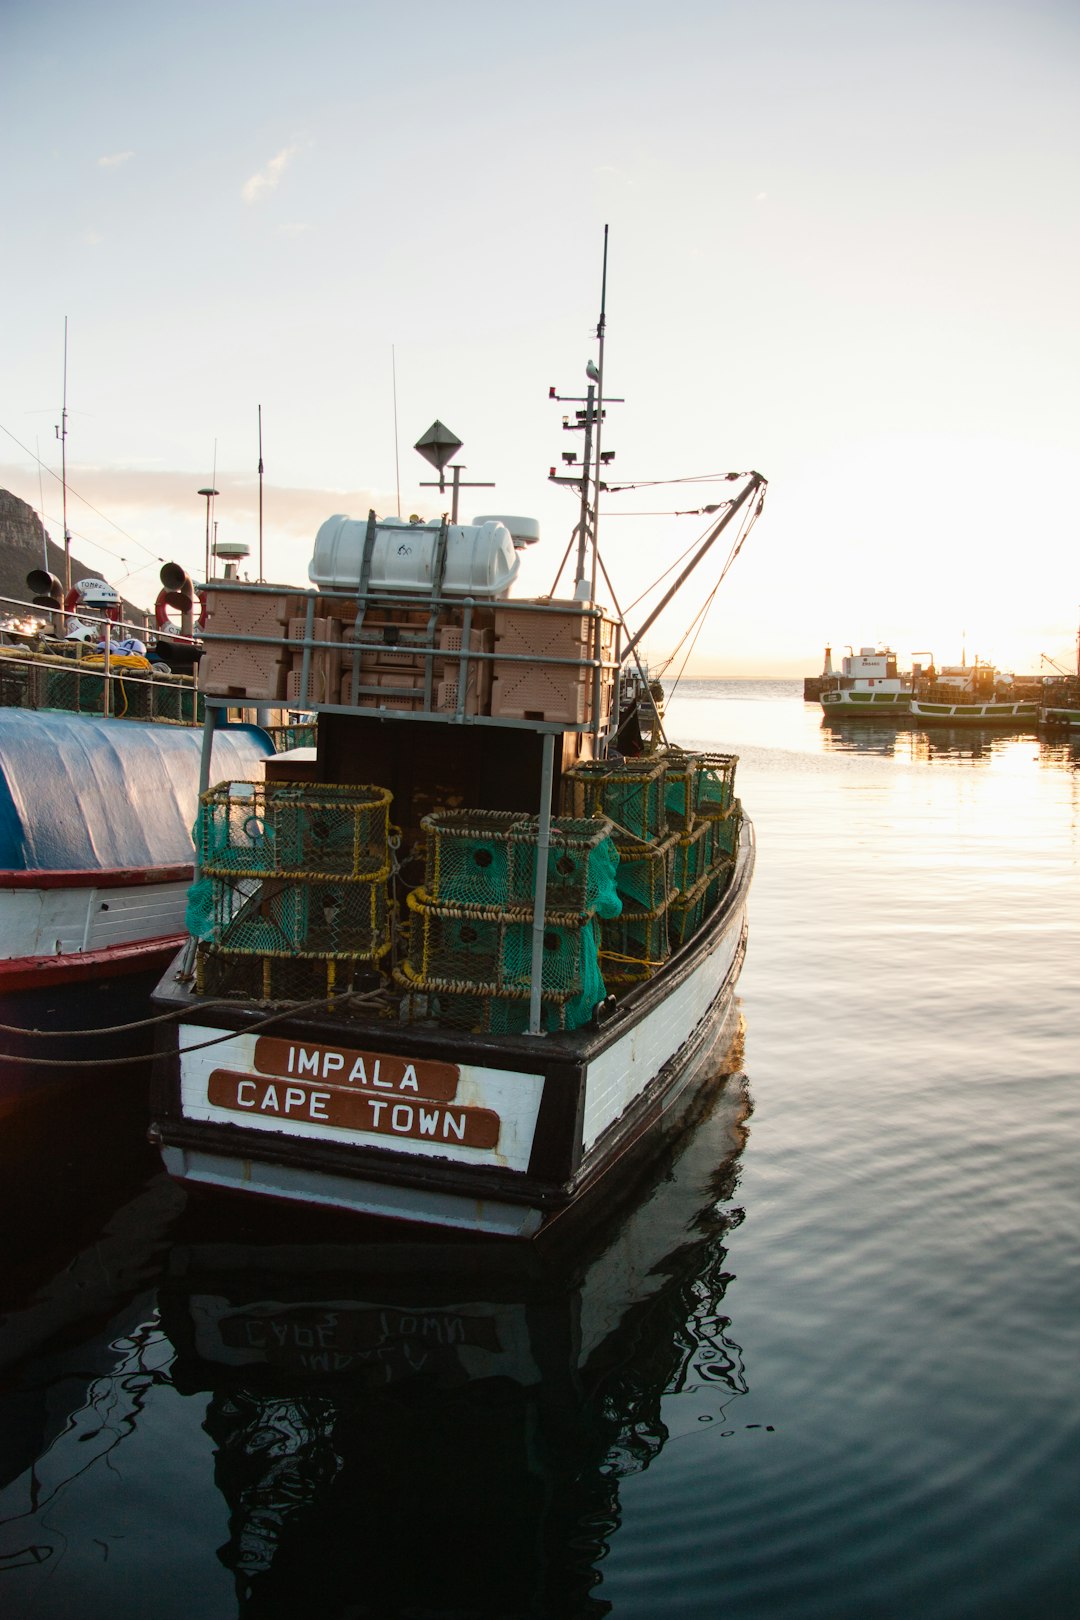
xmin=907 ymin=657 xmax=1038 ymax=728
xmin=819 ymin=645 xmax=913 ymax=719
xmin=0 ymin=568 xmax=275 ymax=1103
xmin=148 ymin=283 xmax=766 ymax=1238
xmin=1038 ymin=625 xmax=1080 ymax=731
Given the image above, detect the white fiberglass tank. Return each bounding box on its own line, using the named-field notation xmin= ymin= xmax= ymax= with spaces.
xmin=309 ymin=514 xmax=526 ymax=597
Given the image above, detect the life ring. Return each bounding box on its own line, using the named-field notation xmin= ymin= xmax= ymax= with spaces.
xmin=64 ymin=582 xmax=121 ymax=621
xmin=154 ymin=588 xmax=207 ymax=634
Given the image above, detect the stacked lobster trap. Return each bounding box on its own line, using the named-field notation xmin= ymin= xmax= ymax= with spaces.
xmin=564 ymin=750 xmax=741 ymax=979
xmin=182 ymin=750 xmax=740 ymax=1018
xmin=394 ymin=809 xmax=621 ymax=1033
xmin=188 ymin=781 xmax=394 ymax=1001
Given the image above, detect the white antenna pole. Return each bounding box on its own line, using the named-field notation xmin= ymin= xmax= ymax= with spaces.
xmin=392 ymin=345 xmax=402 ymax=518
xmin=590 ymin=225 xmax=609 ymax=602
xmin=36 ymin=436 xmax=48 ymax=570
xmin=55 ymin=316 xmax=71 ymax=593
xmin=257 ymin=404 xmax=265 ymax=581
xmin=207 ymin=439 xmax=218 ymax=581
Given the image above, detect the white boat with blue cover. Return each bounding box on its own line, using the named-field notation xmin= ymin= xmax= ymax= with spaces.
xmin=0 ymin=655 xmax=273 ymax=1108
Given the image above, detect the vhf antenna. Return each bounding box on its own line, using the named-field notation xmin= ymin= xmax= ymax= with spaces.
xmin=257 ymin=404 xmax=265 ymax=581
xmin=55 ymin=316 xmax=71 ymax=593
xmin=590 ymin=223 xmax=609 ymax=601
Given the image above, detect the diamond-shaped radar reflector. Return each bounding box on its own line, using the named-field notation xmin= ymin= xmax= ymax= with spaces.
xmin=414 ymin=420 xmax=463 ymax=472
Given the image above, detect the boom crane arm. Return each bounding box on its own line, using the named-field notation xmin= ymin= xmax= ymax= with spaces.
xmin=619 ymin=472 xmax=767 ymax=665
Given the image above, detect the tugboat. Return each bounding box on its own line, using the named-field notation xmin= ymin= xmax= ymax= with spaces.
xmin=819 ymin=645 xmax=913 ymax=719
xmin=148 ymin=282 xmax=766 ymax=1238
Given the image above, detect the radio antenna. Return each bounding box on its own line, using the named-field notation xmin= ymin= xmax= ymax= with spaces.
xmin=257 ymin=404 xmax=265 ymax=581
xmin=55 ymin=316 xmax=71 ymax=593
xmin=36 ymin=436 xmax=48 ymax=570
xmin=392 ymin=345 xmax=402 ymax=518
xmin=590 ymin=224 xmax=609 ymax=600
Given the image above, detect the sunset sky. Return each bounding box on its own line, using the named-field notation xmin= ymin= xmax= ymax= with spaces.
xmin=2 ymin=0 xmax=1078 ymax=676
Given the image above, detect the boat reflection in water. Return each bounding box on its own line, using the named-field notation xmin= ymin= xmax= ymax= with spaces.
xmin=162 ymin=1013 xmax=752 ymax=1615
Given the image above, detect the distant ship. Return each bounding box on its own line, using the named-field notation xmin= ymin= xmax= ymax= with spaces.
xmin=818 ymin=645 xmax=913 ymax=719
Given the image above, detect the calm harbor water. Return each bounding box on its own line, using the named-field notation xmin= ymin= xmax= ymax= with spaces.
xmin=0 ymin=679 xmax=1077 ymax=1619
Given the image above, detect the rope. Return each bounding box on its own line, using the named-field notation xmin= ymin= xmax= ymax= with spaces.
xmin=0 ymin=989 xmax=388 ymax=1068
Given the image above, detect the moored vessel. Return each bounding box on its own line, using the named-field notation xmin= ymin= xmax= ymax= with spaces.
xmin=907 ymin=657 xmax=1039 ymax=728
xmin=0 ymin=571 xmax=276 ymax=1103
xmin=819 ymin=645 xmax=913 ymax=719
xmin=148 ymin=287 xmax=766 ymax=1239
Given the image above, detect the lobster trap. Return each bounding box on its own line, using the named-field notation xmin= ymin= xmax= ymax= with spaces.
xmin=672 ymin=818 xmax=713 ymax=895
xmin=191 ymin=781 xmax=395 ymax=997
xmin=707 ymin=800 xmax=743 ymax=860
xmin=195 ymin=949 xmax=382 ymax=1002
xmin=662 ymin=750 xmax=703 ymax=832
xmin=599 ymin=906 xmax=672 ymax=984
xmin=693 ymin=754 xmax=739 ymax=819
xmin=563 ymin=758 xmax=669 ymax=845
xmin=613 ymin=833 xmax=677 ymax=915
xmin=420 ymin=809 xmax=524 ymax=908
xmin=198 ymin=781 xmax=393 ymax=878
xmin=507 ymin=817 xmax=621 ymax=916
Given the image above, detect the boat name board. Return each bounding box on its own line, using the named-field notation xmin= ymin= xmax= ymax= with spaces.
xmin=217 ymin=1303 xmax=503 ymax=1358
xmin=254 ymin=1036 xmax=459 ymax=1099
xmin=208 ymin=1068 xmax=500 ymax=1148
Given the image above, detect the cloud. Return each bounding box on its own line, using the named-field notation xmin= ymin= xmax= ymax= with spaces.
xmin=242 ymin=145 xmax=301 ymax=204
xmin=98 ymin=151 xmax=134 ymax=168
xmin=278 ymin=222 xmax=310 ymax=237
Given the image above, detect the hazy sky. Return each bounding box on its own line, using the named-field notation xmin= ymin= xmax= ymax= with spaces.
xmin=2 ymin=0 xmax=1077 ymax=675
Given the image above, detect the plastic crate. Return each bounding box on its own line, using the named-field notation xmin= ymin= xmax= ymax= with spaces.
xmin=199 ymin=586 xmax=299 ymax=700
xmin=491 ymin=602 xmax=615 ymax=724
xmin=438 ymin=626 xmax=493 ymax=709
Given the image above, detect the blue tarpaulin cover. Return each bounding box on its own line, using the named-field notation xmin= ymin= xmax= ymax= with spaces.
xmin=0 ymin=710 xmax=273 ymax=872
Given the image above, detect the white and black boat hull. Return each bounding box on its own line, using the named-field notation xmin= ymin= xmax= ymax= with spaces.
xmin=150 ymin=823 xmax=754 ymax=1239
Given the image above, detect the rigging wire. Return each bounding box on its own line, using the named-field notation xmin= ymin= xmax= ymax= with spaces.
xmin=0 ymin=418 xmax=171 ymax=566
xmin=657 ymin=492 xmax=766 ymax=701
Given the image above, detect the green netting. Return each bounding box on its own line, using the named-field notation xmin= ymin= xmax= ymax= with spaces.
xmin=707 ymin=801 xmax=742 ymax=859
xmin=185 ymin=875 xmax=217 ymax=942
xmin=668 ymin=888 xmax=706 ymax=948
xmin=202 ymin=873 xmax=390 ymax=957
xmin=508 ymin=818 xmax=622 ymax=918
xmin=614 ymin=834 xmax=676 ymax=914
xmin=197 ymin=784 xmax=274 ymax=873
xmin=694 ymin=754 xmax=739 ymax=817
xmin=196 ymin=948 xmax=378 ymax=1002
xmin=673 ymin=820 xmax=712 ymax=895
xmin=404 ymin=893 xmax=598 ymax=1001
xmin=600 ymin=907 xmax=671 ymax=983
xmin=563 ymin=758 xmax=668 ymax=845
xmin=395 ymin=985 xmax=573 ymax=1035
xmin=395 ymin=916 xmax=605 ymax=1032
xmin=662 ymin=751 xmax=702 ymax=831
xmin=421 ymin=809 xmax=520 ymax=906
xmin=198 ymin=781 xmax=391 ymax=878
